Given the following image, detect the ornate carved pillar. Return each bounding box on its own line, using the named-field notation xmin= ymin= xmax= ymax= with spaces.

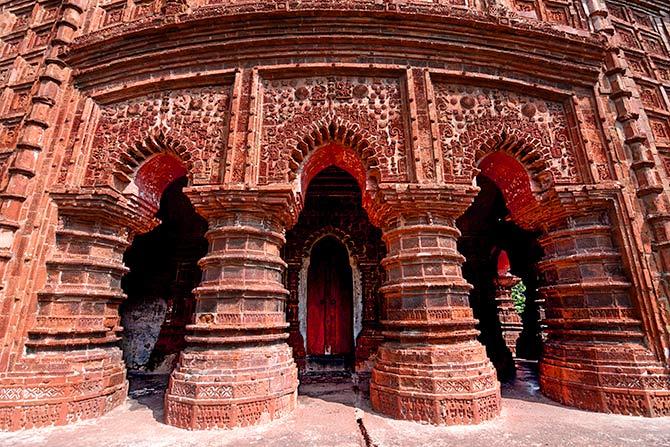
xmin=369 ymin=186 xmax=501 ymax=425
xmin=494 ymin=251 xmax=523 ymax=357
xmin=536 ymin=191 xmax=670 ymax=416
xmin=0 ymin=187 xmax=156 ymax=430
xmin=164 ymin=186 xmax=299 ymax=429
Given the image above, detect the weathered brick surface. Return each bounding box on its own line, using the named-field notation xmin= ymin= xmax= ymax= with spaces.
xmin=164 ymin=186 xmax=299 ymax=429
xmin=0 ymin=0 xmax=668 ymax=431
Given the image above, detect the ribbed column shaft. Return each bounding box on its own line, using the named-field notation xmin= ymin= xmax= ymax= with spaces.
xmin=538 ymin=211 xmax=670 ymax=416
xmin=369 ymin=187 xmax=500 ymax=425
xmin=165 ymin=187 xmax=298 ymax=429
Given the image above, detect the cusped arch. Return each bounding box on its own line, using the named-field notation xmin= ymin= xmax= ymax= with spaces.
xmin=300 ymin=226 xmax=364 ymax=263
xmin=469 ymin=121 xmax=554 ymax=190
xmin=464 ymin=122 xmax=556 ymax=230
xmin=297 ymin=227 xmax=364 ymax=349
xmin=118 ymin=126 xmax=193 ymax=208
xmin=114 ymin=126 xmax=195 ymax=187
xmin=290 ymin=115 xmax=383 ymax=189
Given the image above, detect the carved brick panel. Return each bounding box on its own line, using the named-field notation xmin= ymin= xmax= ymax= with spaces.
xmin=434 ymin=82 xmax=578 ymax=184
xmin=259 ymin=75 xmax=408 ymax=184
xmin=85 ymin=86 xmax=231 ymax=188
xmin=505 ymin=0 xmax=589 ymax=30
xmin=573 ymin=92 xmax=612 ymax=182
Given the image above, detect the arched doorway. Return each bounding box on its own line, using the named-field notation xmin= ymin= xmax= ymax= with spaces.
xmin=120 ymin=174 xmax=208 ymax=394
xmin=306 ymin=236 xmax=354 ymax=365
xmin=457 ymin=170 xmax=543 ymax=383
xmin=283 ymin=163 xmax=385 ymax=379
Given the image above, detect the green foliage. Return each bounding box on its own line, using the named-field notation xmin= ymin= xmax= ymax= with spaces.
xmin=512 ymin=280 xmax=526 ymax=315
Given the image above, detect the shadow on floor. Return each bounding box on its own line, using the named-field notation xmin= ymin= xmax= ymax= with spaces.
xmin=126 ymin=372 xmax=169 ymax=422
xmin=501 ymin=359 xmax=542 ymax=400
xmin=499 ymin=360 xmax=569 ymax=410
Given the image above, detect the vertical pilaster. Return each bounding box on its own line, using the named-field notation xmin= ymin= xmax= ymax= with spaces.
xmin=285 ymin=262 xmax=306 ymax=370
xmin=0 ymin=0 xmax=89 ymax=371
xmin=164 ymin=186 xmax=298 ymax=429
xmin=369 ymin=186 xmax=500 ymax=425
xmin=586 ymin=0 xmax=670 ymax=362
xmin=354 ymin=262 xmax=384 ymax=373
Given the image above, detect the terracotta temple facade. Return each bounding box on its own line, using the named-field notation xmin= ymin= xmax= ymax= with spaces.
xmin=0 ymin=0 xmax=669 ymax=432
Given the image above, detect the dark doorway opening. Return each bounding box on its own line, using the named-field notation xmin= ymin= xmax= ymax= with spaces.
xmin=457 ymin=174 xmax=543 ymax=382
xmin=120 ymin=176 xmax=208 ymax=395
xmin=306 ymin=236 xmax=355 ymax=370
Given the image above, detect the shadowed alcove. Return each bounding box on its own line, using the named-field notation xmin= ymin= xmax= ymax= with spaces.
xmin=120 ymin=176 xmax=208 ymax=385
xmin=457 ymin=173 xmax=544 ymax=382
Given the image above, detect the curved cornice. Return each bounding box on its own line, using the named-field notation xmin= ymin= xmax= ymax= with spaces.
xmin=64 ymin=4 xmax=607 ymax=93
xmin=70 ymin=3 xmax=604 ymax=49
xmin=618 ymin=0 xmax=670 ymax=14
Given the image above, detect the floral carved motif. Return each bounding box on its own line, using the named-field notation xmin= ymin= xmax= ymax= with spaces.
xmin=259 ymin=76 xmax=408 ymax=184
xmin=574 ymin=93 xmax=611 ymax=181
xmin=434 ymin=83 xmax=577 ymax=184
xmin=662 ymin=154 xmax=670 ymax=177
xmin=650 ymin=117 xmax=670 ymax=146
xmin=85 ymin=86 xmax=231 ymax=187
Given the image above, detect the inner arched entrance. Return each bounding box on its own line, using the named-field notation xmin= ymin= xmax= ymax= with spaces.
xmin=283 ymin=164 xmax=385 ymax=380
xmin=306 ymin=236 xmax=354 ymax=364
xmin=457 ymin=170 xmax=543 ymax=383
xmin=120 ymin=175 xmax=208 ymax=395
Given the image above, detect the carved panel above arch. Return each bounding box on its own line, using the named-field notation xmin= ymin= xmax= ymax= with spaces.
xmin=433 ymin=82 xmax=579 ymax=186
xmin=258 ymin=75 xmax=409 ymax=185
xmin=84 ymin=86 xmax=232 ymax=188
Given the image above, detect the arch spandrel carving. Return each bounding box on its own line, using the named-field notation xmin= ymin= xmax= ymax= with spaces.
xmin=258 ymin=75 xmax=410 ymax=186
xmin=84 ymin=85 xmax=232 ymax=191
xmin=434 ymin=82 xmax=579 ymax=187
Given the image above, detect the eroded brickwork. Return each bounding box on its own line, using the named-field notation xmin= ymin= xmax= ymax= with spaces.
xmin=0 ymin=0 xmax=669 ymax=432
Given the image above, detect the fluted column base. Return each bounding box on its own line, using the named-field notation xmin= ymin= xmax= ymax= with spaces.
xmin=367 ymin=185 xmax=501 ymax=425
xmin=370 ymin=341 xmax=500 ymax=424
xmin=165 ymin=343 xmax=297 ymax=429
xmin=164 ymin=186 xmax=300 ymax=430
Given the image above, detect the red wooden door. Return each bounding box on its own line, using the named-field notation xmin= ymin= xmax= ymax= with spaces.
xmin=306 ymin=237 xmax=353 ymax=356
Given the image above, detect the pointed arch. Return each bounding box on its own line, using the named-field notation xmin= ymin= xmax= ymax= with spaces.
xmin=289 ymin=116 xmax=382 ymax=190
xmin=297 ymin=227 xmax=364 ymax=351
xmin=117 ymin=127 xmax=192 ymax=208
xmin=114 ymin=126 xmax=194 ymax=188
xmin=477 ymin=151 xmax=539 ymax=228
xmin=300 ymin=225 xmax=363 ymax=262
xmin=468 ymin=121 xmax=554 ymax=191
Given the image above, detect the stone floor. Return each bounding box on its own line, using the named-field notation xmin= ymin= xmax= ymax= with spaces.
xmin=1 ymin=362 xmax=669 ymax=447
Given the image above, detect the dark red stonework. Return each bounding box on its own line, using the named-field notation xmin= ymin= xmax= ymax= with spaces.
xmin=0 ymin=0 xmax=669 ymax=432
xmin=368 ymin=186 xmax=501 ymax=424
xmin=164 ymin=187 xmax=299 ymax=429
